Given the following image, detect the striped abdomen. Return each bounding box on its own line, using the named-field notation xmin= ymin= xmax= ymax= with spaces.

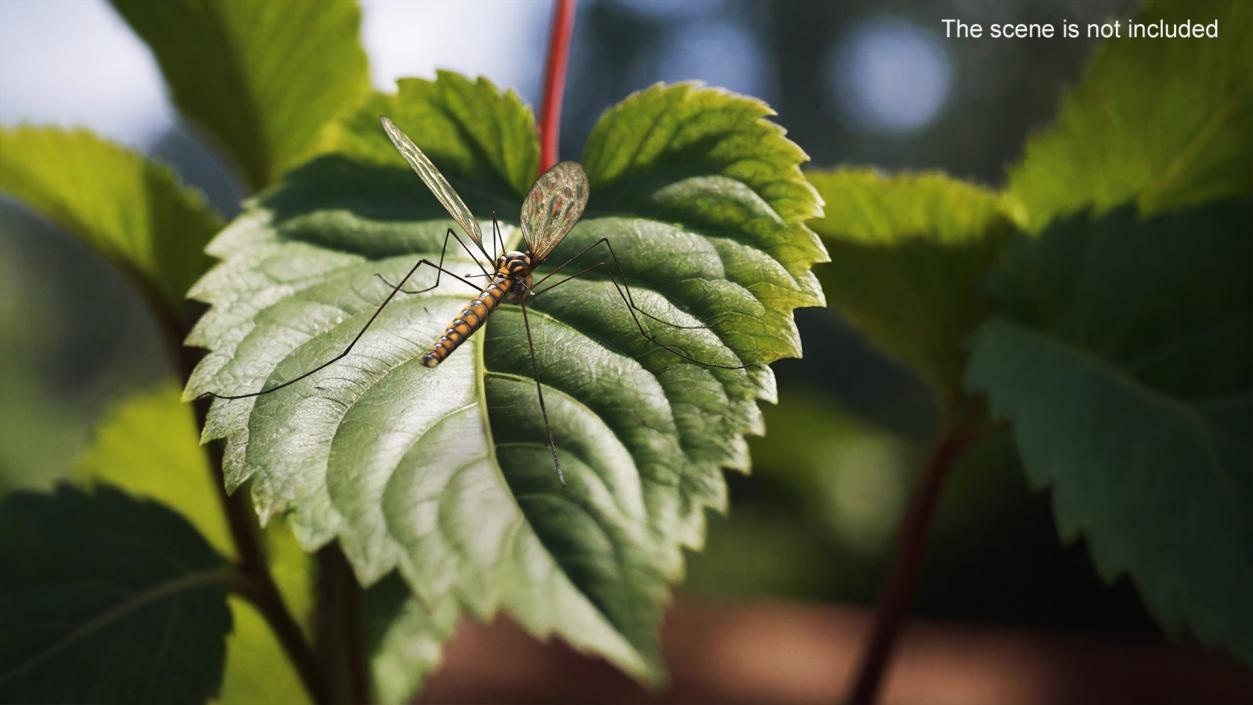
xmin=421 ymin=276 xmax=513 ymax=367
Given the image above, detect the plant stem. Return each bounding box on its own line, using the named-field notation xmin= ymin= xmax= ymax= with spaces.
xmin=341 ymin=558 xmax=369 ymax=705
xmin=148 ymin=297 xmax=331 ymax=705
xmin=539 ymin=0 xmax=576 ymax=172
xmin=314 ymin=547 xmax=370 ymax=704
xmin=844 ymin=417 xmax=980 ymax=705
xmin=198 ymin=406 xmax=333 ymax=705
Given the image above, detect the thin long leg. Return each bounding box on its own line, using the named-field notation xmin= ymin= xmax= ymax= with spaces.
xmin=534 ymin=238 xmax=696 ymax=325
xmin=201 ymin=257 xmax=478 ymax=401
xmin=491 ymin=212 xmax=507 ymax=260
xmin=519 ymin=300 xmax=567 ymax=489
xmin=534 ymin=238 xmax=752 ymax=370
xmin=531 ymin=260 xmax=705 ymax=329
xmin=376 ymin=227 xmax=491 ymax=293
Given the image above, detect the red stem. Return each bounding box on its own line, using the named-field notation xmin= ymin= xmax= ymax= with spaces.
xmin=539 ymin=0 xmax=576 ymax=172
xmin=845 ymin=417 xmax=980 ymax=705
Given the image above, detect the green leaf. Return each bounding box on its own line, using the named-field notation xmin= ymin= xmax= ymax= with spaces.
xmin=76 ymin=383 xmax=313 ymax=704
xmin=78 ymin=382 xmax=228 ymax=550
xmin=965 ymin=201 xmax=1253 ymax=666
xmin=111 ymin=0 xmax=371 ymax=189
xmin=0 ymin=485 xmax=234 ymax=704
xmin=807 ymin=168 xmax=1011 ymax=400
xmin=78 ymin=384 xmax=449 ymax=703
xmin=0 ymin=127 xmax=222 ymax=317
xmin=1007 ymin=0 xmax=1252 ymax=228
xmin=185 ymin=75 xmax=826 ymax=683
xmin=218 ymin=598 xmax=311 ymax=705
xmin=363 ymin=575 xmax=459 ymax=705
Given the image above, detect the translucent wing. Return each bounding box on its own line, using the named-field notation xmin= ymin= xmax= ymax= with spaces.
xmin=380 ymin=116 xmax=483 ymax=246
xmin=520 ymin=160 xmax=589 ymax=263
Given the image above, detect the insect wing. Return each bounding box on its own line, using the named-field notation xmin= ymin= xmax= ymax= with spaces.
xmin=520 ymin=160 xmax=589 ymax=263
xmin=380 ymin=116 xmax=484 ymax=246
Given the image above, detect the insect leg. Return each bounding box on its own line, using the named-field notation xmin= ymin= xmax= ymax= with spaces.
xmin=531 ymin=238 xmax=707 ymax=330
xmin=491 ymin=212 xmax=507 ymax=260
xmin=376 ymin=227 xmax=492 ymax=293
xmin=530 ymin=261 xmax=700 ymax=330
xmin=534 ymin=239 xmax=750 ymax=370
xmin=201 ymin=256 xmax=480 ymax=401
xmin=519 ymin=300 xmax=567 ymax=489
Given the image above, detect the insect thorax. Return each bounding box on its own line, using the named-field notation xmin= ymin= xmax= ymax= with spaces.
xmin=495 ymin=251 xmax=533 ymax=302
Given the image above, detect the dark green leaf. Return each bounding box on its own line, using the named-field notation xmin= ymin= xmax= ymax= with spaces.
xmin=111 ymin=0 xmax=371 ymax=189
xmin=76 ymin=384 xmax=314 ymax=704
xmin=0 ymin=485 xmax=234 ymax=704
xmin=185 ymin=74 xmax=826 ymax=682
xmin=965 ymin=201 xmax=1253 ymax=666
xmin=1007 ymin=0 xmax=1252 ymax=228
xmin=0 ymin=127 xmax=222 ymax=317
xmin=807 ymin=168 xmax=1010 ymax=400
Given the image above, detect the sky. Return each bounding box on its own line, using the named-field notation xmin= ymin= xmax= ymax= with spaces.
xmin=0 ymin=0 xmax=552 ymax=149
xmin=0 ymin=0 xmax=953 ymax=152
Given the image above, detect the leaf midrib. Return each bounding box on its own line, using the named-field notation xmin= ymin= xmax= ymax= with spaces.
xmin=0 ymin=567 xmax=236 ymax=684
xmin=1138 ymin=84 xmax=1248 ymax=211
xmin=987 ymin=320 xmax=1250 ymax=549
xmin=181 ymin=4 xmax=272 ymax=189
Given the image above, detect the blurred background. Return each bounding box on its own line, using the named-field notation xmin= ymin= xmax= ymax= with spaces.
xmin=1 ymin=0 xmax=1160 ymax=671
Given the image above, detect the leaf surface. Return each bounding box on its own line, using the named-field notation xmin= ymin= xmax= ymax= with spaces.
xmin=111 ymin=0 xmax=371 ymax=189
xmin=807 ymin=169 xmax=1010 ymax=400
xmin=185 ymin=74 xmax=826 ymax=682
xmin=79 ymin=383 xmax=451 ymax=703
xmin=965 ymin=201 xmax=1253 ymax=666
xmin=0 ymin=486 xmax=233 ymax=704
xmin=77 ymin=384 xmax=314 ymax=704
xmin=1007 ymin=0 xmax=1252 ymax=228
xmin=0 ymin=127 xmax=222 ymax=317
xmin=363 ymin=574 xmax=459 ymax=704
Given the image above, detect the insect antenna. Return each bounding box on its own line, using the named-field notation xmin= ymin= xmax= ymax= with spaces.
xmin=519 ymin=300 xmax=567 ymax=489
xmin=200 ymin=256 xmax=483 ymax=401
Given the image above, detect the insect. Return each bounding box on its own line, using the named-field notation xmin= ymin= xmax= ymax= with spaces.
xmin=203 ymin=116 xmax=748 ymax=488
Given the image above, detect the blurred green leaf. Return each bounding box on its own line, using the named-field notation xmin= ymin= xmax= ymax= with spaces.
xmin=966 ymin=201 xmax=1253 ymax=666
xmin=77 ymin=383 xmax=452 ymax=703
xmin=363 ymin=575 xmax=459 ymax=705
xmin=218 ymin=598 xmax=311 ymax=705
xmin=78 ymin=382 xmax=227 ymax=549
xmin=687 ymin=389 xmax=915 ymax=601
xmin=111 ymin=0 xmax=371 ymax=189
xmin=1007 ymin=0 xmax=1252 ymax=228
xmin=184 ymin=74 xmax=826 ymax=683
xmin=0 ymin=127 xmax=222 ymax=318
xmin=0 ymin=485 xmax=233 ymax=704
xmin=76 ymin=383 xmax=312 ymax=704
xmin=807 ymin=169 xmax=1010 ymax=401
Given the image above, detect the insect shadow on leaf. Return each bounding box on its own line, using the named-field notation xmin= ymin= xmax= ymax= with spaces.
xmin=200 ymin=116 xmax=754 ymax=488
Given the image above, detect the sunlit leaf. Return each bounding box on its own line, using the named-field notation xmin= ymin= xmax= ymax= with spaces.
xmin=1006 ymin=0 xmax=1251 ymax=228
xmin=966 ymin=201 xmax=1253 ymax=667
xmin=0 ymin=127 xmax=222 ymax=318
xmin=0 ymin=486 xmax=233 ymax=704
xmin=185 ymin=74 xmax=826 ymax=682
xmin=111 ymin=0 xmax=371 ymax=189
xmin=807 ymin=168 xmax=1010 ymax=400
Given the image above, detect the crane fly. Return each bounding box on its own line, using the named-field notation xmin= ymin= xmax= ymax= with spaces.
xmin=203 ymin=116 xmax=750 ymax=488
